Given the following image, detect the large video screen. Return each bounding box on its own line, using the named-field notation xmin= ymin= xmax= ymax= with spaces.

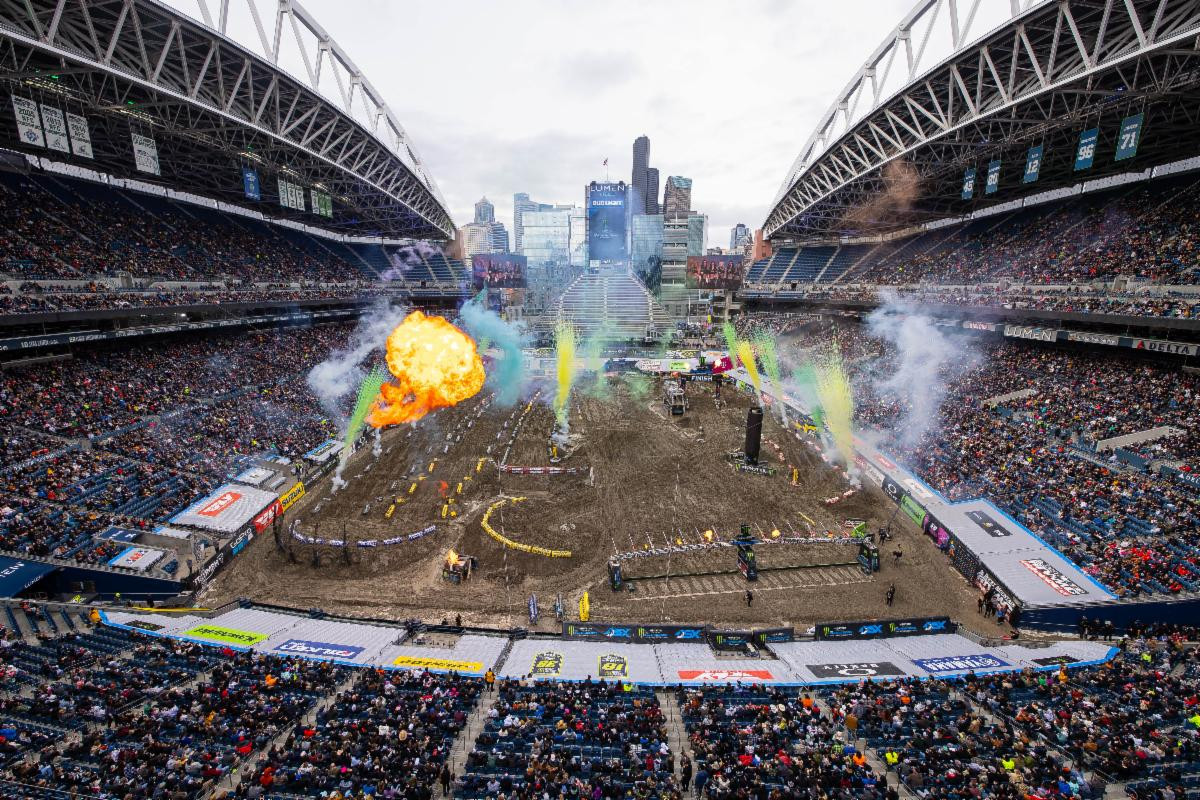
xmin=687 ymin=255 xmax=744 ymax=289
xmin=472 ymin=254 xmax=528 ymax=289
xmin=587 ymin=182 xmax=627 ymax=262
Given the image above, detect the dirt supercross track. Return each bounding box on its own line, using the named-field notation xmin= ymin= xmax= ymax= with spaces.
xmin=204 ymin=375 xmax=1004 ymax=632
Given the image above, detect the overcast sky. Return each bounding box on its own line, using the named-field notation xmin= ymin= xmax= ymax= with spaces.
xmin=197 ymin=0 xmax=1003 ymax=244
xmin=275 ymin=0 xmax=945 ymax=245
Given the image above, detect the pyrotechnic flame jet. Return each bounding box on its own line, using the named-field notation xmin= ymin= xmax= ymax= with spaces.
xmin=368 ymin=310 xmax=486 ymax=428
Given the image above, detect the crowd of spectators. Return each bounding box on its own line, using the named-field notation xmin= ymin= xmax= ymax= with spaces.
xmin=772 ymin=284 xmax=1200 ymax=320
xmin=239 ymin=668 xmax=483 ymax=798
xmin=0 ymin=172 xmax=365 ymax=283
xmin=0 ymin=613 xmax=1197 ymax=799
xmin=0 ymin=323 xmax=354 ymax=564
xmin=756 ymin=317 xmax=1200 ymax=600
xmin=847 ymin=175 xmax=1200 ymax=286
xmin=0 ymin=625 xmax=351 ymax=799
xmin=0 ymin=282 xmax=370 ymax=315
xmin=828 ymin=677 xmax=1096 ymax=798
xmin=679 ymin=685 xmax=887 ymax=799
xmin=457 ymin=679 xmax=679 ymax=799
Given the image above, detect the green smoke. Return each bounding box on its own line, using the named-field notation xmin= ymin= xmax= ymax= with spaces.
xmin=582 ymin=325 xmax=612 ymax=400
xmin=624 ymin=372 xmax=651 ymax=401
xmin=344 ymin=366 xmax=388 ymax=452
xmin=754 ymin=331 xmax=784 ymax=420
xmin=792 ymin=362 xmax=824 ymax=430
xmin=722 ymin=321 xmax=738 ymax=362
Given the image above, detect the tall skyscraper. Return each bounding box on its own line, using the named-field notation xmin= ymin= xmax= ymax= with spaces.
xmin=631 ymin=135 xmax=650 ymax=214
xmin=513 ymin=193 xmax=536 ymax=253
xmin=474 ymin=196 xmax=495 ymax=224
xmin=463 ymin=224 xmax=493 ymax=264
xmin=489 ymin=222 xmax=509 ymax=253
xmin=462 ymin=220 xmax=509 ymax=263
xmin=569 ymin=209 xmax=588 ymax=267
xmin=730 ymin=223 xmax=750 ymax=251
xmin=645 ymin=168 xmax=660 ymax=214
xmin=631 ymin=214 xmax=664 ymax=273
xmin=513 ymin=192 xmax=571 ymax=254
xmin=663 ymin=176 xmax=692 ymax=218
xmin=687 ymin=214 xmax=708 ymax=257
xmin=659 ymin=216 xmax=690 ymax=316
xmin=521 ymin=211 xmax=571 ymax=266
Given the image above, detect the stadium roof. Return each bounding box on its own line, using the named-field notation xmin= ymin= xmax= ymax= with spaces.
xmin=764 ymin=0 xmax=1200 ymax=241
xmin=0 ymin=0 xmax=454 ymax=239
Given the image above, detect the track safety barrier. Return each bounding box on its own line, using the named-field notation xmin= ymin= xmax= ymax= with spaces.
xmin=480 ymin=497 xmax=572 ymax=558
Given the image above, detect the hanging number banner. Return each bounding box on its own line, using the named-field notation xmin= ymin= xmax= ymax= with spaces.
xmin=1115 ymin=113 xmax=1143 ymax=161
xmin=66 ymin=112 xmax=93 ymax=158
xmin=1023 ymin=145 xmax=1042 ymax=184
xmin=40 ymin=105 xmax=69 ymax=153
xmin=985 ymin=159 xmax=1001 ymax=195
xmin=961 ymin=168 xmax=976 ymax=200
xmin=1075 ymin=128 xmax=1098 ymax=170
xmin=131 ymin=133 xmax=161 ymax=175
xmin=11 ymin=96 xmax=45 ymax=147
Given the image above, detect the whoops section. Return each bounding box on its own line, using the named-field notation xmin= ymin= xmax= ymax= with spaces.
xmin=480 ymin=497 xmax=572 ymax=558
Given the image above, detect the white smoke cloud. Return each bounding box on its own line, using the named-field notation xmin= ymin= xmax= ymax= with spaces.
xmin=381 ymin=241 xmax=451 ymax=282
xmin=306 ymin=299 xmax=410 ymax=429
xmin=864 ymin=291 xmax=976 ymax=450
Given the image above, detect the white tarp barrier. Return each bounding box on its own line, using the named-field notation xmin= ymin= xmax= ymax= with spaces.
xmin=107 ymin=546 xmax=165 ymax=572
xmin=233 ymin=466 xmax=274 ymax=487
xmin=99 ymin=607 xmax=1118 ymax=686
xmin=170 ymin=483 xmax=278 ymax=534
xmin=152 ymin=526 xmax=195 ymax=540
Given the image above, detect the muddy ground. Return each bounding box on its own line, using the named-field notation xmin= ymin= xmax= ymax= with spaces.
xmin=202 ymin=375 xmax=1008 ymax=635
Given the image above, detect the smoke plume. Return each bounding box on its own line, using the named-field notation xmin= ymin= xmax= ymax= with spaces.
xmin=865 ymin=292 xmax=974 ymax=449
xmin=381 ymin=241 xmax=449 ymax=282
xmin=457 ymin=300 xmax=529 ymax=406
xmin=306 ymin=299 xmax=410 ymax=427
xmin=843 ymin=159 xmax=921 ymax=230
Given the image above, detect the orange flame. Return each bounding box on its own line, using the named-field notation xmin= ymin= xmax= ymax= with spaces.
xmin=367 ymin=311 xmax=486 ymax=428
xmin=446 ymin=549 xmax=460 ymax=566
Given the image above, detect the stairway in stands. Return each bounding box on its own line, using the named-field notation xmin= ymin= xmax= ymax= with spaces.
xmin=555 ymin=267 xmax=673 ymax=339
xmin=446 ymin=686 xmax=500 ymax=784
xmin=656 ymin=690 xmax=691 ymax=785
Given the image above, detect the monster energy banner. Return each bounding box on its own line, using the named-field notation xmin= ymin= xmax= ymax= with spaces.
xmin=754 ymin=627 xmax=795 ymax=645
xmin=708 ymin=630 xmax=755 ymax=651
xmin=817 ymin=617 xmax=954 ymax=640
xmin=560 ymin=623 xmax=705 ymax=642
